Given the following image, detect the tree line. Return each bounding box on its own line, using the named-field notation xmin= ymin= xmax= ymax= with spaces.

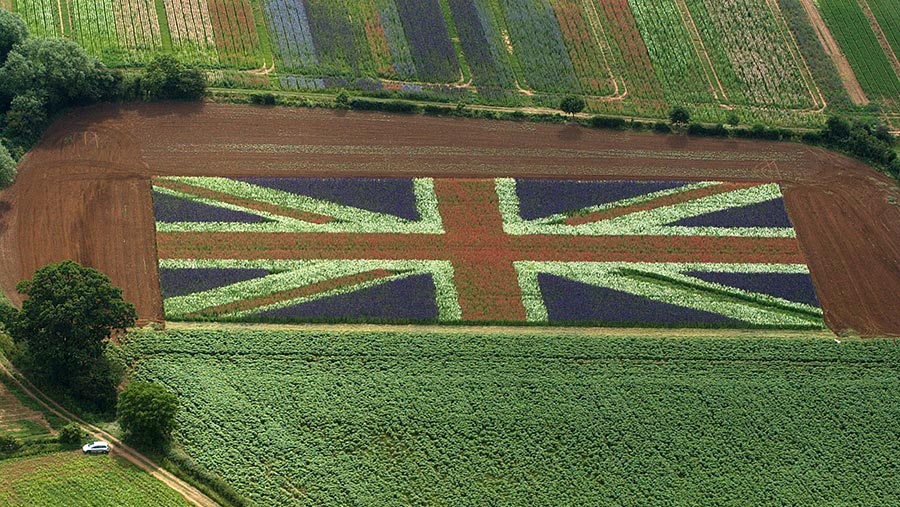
xmin=0 ymin=10 xmax=207 ymax=189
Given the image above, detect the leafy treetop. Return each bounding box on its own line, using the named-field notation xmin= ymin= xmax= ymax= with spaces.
xmin=14 ymin=260 xmax=136 ymax=385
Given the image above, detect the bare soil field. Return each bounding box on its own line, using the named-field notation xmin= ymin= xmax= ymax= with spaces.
xmin=0 ymin=103 xmax=898 ymax=335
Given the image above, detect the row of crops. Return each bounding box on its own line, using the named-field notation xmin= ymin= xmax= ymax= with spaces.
xmin=123 ymin=328 xmax=900 ymax=506
xmin=0 ymin=453 xmax=193 ymax=506
xmin=816 ymin=0 xmax=900 ymax=101
xmin=5 ymin=0 xmax=900 ymax=110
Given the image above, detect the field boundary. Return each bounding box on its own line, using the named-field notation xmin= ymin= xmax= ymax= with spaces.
xmin=162 ymin=320 xmax=837 ymax=340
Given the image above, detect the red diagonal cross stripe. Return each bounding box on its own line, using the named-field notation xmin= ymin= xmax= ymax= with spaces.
xmin=156 ymin=179 xmax=806 ymax=321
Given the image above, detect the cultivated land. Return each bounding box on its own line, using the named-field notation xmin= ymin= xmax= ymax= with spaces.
xmin=3 ymin=1 xmax=900 ymax=126
xmin=0 ymin=452 xmax=194 ymax=506
xmin=0 ymin=104 xmax=898 ymax=335
xmin=122 ymin=327 xmax=900 ymax=506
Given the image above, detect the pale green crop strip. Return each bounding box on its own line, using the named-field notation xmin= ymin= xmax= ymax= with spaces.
xmin=161 ymin=259 xmax=462 ymax=321
xmin=153 ymin=176 xmax=444 ymax=234
xmin=515 ymin=261 xmax=823 ymax=326
xmin=497 ymin=179 xmax=795 ymax=237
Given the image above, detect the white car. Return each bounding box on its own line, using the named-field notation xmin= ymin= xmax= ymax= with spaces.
xmin=82 ymin=441 xmax=110 ymax=454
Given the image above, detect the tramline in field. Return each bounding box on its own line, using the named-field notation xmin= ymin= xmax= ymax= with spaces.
xmin=152 ymin=176 xmax=823 ymax=328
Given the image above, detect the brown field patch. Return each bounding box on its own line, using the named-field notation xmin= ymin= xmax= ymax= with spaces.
xmin=1 ymin=103 xmax=898 ymax=335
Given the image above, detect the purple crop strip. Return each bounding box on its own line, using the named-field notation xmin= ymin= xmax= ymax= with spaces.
xmin=538 ymin=273 xmax=740 ymax=325
xmin=152 ymin=191 xmax=269 ymax=224
xmin=685 ymin=271 xmax=820 ymax=307
xmin=670 ymin=198 xmax=793 ymax=228
xmin=263 ymin=0 xmax=317 ymax=70
xmin=394 ymin=0 xmax=459 ymax=82
xmin=252 ymin=274 xmax=439 ymax=322
xmin=515 ymin=179 xmax=691 ymax=220
xmin=160 ymin=268 xmax=271 ymax=298
xmin=236 ymin=177 xmax=421 ymax=221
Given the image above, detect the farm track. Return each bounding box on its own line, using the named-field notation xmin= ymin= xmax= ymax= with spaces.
xmin=798 ymin=0 xmax=869 ymax=106
xmin=1 ymin=103 xmax=899 ymax=336
xmin=0 ymin=359 xmax=220 ymax=507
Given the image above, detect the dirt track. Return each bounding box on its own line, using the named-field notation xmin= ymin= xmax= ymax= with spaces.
xmin=1 ymin=103 xmax=899 ymax=336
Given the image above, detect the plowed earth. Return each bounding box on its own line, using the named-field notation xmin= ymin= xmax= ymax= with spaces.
xmin=1 ymin=103 xmax=898 ymax=336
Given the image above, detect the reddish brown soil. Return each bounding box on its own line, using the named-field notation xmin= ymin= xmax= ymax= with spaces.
xmin=1 ymin=103 xmax=899 ymax=335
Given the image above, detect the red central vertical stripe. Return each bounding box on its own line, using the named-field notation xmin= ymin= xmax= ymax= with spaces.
xmin=433 ymin=179 xmax=527 ymax=321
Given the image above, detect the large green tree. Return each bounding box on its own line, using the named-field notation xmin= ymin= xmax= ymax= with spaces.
xmin=0 ymin=10 xmax=27 ymax=65
xmin=0 ymin=37 xmax=118 ymax=110
xmin=118 ymin=382 xmax=179 ymax=447
xmin=142 ymin=54 xmax=207 ymax=101
xmin=14 ymin=261 xmax=136 ymax=386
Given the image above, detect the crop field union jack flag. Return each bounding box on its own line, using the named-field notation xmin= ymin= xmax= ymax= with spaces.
xmin=152 ymin=177 xmax=823 ymax=328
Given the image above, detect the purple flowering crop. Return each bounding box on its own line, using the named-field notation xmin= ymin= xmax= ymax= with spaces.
xmin=514 ymin=179 xmax=691 ymax=220
xmin=251 ymin=274 xmax=439 ymax=321
xmin=685 ymin=271 xmax=820 ymax=307
xmin=237 ymin=177 xmax=421 ymax=221
xmin=152 ymin=191 xmax=269 ymax=224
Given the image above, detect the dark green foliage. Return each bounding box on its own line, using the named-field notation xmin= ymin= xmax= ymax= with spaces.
xmin=3 ymin=92 xmax=47 ymax=145
xmin=669 ymin=105 xmax=691 ymax=125
xmin=688 ymin=123 xmax=728 ymax=137
xmin=559 ymin=94 xmax=586 ymax=115
xmin=589 ymin=115 xmax=627 ymax=130
xmin=726 ymin=112 xmax=740 ymax=126
xmin=0 ymin=434 xmax=20 ymax=455
xmin=249 ymin=92 xmax=276 ymax=106
xmin=118 ymin=382 xmax=179 ymax=447
xmin=0 ymin=10 xmax=27 ymax=65
xmin=334 ymin=89 xmax=351 ymax=109
xmin=0 ymin=143 xmax=15 ymax=188
xmin=57 ymin=423 xmax=82 ymax=445
xmin=142 ymin=55 xmax=207 ymax=101
xmin=349 ymin=97 xmax=420 ymax=113
xmin=825 ymin=116 xmax=852 ymax=142
xmin=818 ymin=116 xmax=897 ymax=178
xmin=653 ymin=121 xmax=672 ymax=133
xmin=13 ymin=261 xmax=136 ymax=406
xmin=0 ymin=37 xmax=118 ymax=110
xmin=125 ymin=329 xmax=900 ymax=507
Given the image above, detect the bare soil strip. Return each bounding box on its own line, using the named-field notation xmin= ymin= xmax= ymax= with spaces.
xmin=1 ymin=103 xmax=899 ymax=336
xmin=799 ymin=0 xmax=868 ymax=104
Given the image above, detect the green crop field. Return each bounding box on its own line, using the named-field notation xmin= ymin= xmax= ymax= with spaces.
xmin=816 ymin=0 xmax=900 ymax=101
xmin=0 ymin=452 xmax=193 ymax=506
xmin=122 ymin=328 xmax=900 ymax=506
xmin=5 ymin=0 xmax=900 ymax=125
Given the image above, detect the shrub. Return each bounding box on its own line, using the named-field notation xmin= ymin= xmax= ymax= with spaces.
xmin=589 ymin=116 xmax=627 ymax=130
xmin=334 ymin=89 xmax=351 ymax=109
xmin=58 ymin=423 xmax=82 ymax=444
xmin=118 ymin=382 xmax=179 ymax=447
xmin=669 ymin=106 xmax=691 ymax=125
xmin=0 ymin=10 xmax=27 ymax=64
xmin=0 ymin=434 xmax=19 ymax=455
xmin=142 ymin=54 xmax=206 ymax=101
xmin=559 ymin=95 xmax=586 ymax=115
xmin=249 ymin=92 xmax=276 ymax=106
